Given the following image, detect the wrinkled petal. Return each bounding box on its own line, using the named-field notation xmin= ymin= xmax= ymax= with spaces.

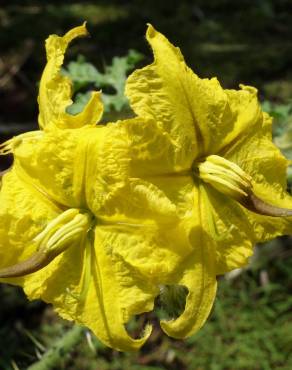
xmin=118 ymin=118 xmax=182 ymax=176
xmin=86 ymin=119 xmax=193 ymax=224
xmin=0 ymin=169 xmax=59 ymax=283
xmin=88 ymin=215 xmax=193 ymax=349
xmin=126 ymin=25 xmax=197 ymax=166
xmin=84 ymin=228 xmax=156 ymax=350
xmin=160 ymin=182 xmax=217 ymax=338
xmin=126 ymin=25 xmax=260 ymax=163
xmin=18 ymin=233 xmax=153 ymax=351
xmin=11 ymin=126 xmax=108 ymax=208
xmin=38 ymin=24 xmax=103 ymax=130
xmin=10 ymin=120 xmax=184 ymax=222
xmin=203 ymin=184 xmax=255 ymax=275
xmin=219 ymin=86 xmax=261 ymax=153
xmin=96 ymin=220 xmax=192 ymax=283
xmin=22 ymin=218 xmax=193 ymax=351
xmin=224 ymin=112 xmax=292 ymax=242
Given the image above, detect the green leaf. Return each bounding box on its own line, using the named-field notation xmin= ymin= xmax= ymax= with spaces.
xmin=63 ymin=50 xmax=144 ymax=114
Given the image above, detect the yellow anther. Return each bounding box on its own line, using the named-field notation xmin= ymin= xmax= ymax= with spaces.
xmin=197 ymin=155 xmax=292 ymax=217
xmin=198 ymin=155 xmax=252 ymax=202
xmin=0 ymin=208 xmax=92 ymax=278
xmin=35 ymin=208 xmax=91 ymax=254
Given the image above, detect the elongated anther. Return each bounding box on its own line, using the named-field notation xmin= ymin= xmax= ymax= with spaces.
xmin=0 ymin=208 xmax=92 ymax=278
xmin=198 ymin=155 xmax=252 ymax=202
xmin=197 ymin=155 xmax=292 ymax=218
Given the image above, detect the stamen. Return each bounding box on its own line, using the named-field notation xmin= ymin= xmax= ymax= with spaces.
xmin=198 ymin=155 xmax=252 ymax=202
xmin=198 ymin=155 xmax=292 ymax=218
xmin=206 ymin=155 xmax=252 ymax=182
xmin=0 ymin=208 xmax=92 ymax=278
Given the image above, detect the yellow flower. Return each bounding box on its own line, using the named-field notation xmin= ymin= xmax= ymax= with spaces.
xmin=124 ymin=25 xmax=292 ymax=337
xmin=0 ymin=24 xmax=191 ymax=351
xmin=0 ymin=23 xmax=292 ymax=352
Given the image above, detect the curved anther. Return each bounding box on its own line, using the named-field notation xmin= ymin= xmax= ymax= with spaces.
xmin=198 ymin=155 xmax=252 ymax=202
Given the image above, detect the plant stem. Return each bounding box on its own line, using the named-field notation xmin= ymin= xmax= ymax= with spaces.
xmin=27 ymin=326 xmax=85 ymax=370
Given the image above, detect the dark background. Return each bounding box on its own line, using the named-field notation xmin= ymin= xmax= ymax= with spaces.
xmin=0 ymin=2 xmax=292 ymax=369
xmin=1 ymin=0 xmax=292 ymax=128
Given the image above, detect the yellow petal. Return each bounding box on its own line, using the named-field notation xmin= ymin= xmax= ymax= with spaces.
xmin=82 ymin=228 xmax=155 ymax=351
xmin=85 ymin=216 xmax=192 ymax=349
xmin=11 ymin=126 xmax=108 ymax=209
xmin=118 ymin=118 xmax=182 ymax=176
xmin=203 ymin=184 xmax=255 ymax=275
xmin=38 ymin=23 xmax=103 ymax=130
xmin=21 ymin=217 xmax=192 ymax=351
xmin=11 ymin=120 xmax=179 ymax=221
xmin=161 ymin=251 xmax=217 ymax=338
xmin=160 ymin=182 xmax=217 ymax=338
xmin=126 ymin=25 xmax=197 ymax=167
xmin=224 ymin=112 xmax=292 ymax=242
xmin=96 ymin=220 xmax=191 ymax=283
xmin=19 ymin=234 xmax=153 ymax=351
xmin=134 ymin=175 xmax=195 ymax=220
xmin=65 ymin=91 xmax=104 ymax=128
xmin=0 ymin=169 xmax=58 ymax=284
xmin=219 ymin=85 xmax=261 ymax=152
xmin=87 ymin=118 xmax=190 ymax=223
xmin=126 ymin=25 xmax=260 ymax=163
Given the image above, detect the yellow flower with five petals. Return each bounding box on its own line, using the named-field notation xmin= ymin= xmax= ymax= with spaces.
xmin=124 ymin=24 xmax=292 ymax=338
xmin=0 ymin=23 xmax=292 ymax=351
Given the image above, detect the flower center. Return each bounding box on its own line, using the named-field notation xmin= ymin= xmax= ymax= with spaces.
xmin=195 ymin=154 xmax=292 ymax=217
xmin=197 ymin=155 xmax=252 ymax=202
xmin=0 ymin=208 xmax=93 ymax=278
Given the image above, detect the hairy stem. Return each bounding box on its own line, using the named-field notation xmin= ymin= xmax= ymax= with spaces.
xmin=27 ymin=326 xmax=85 ymax=370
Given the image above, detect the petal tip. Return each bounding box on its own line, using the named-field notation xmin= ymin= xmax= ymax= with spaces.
xmin=64 ymin=23 xmax=89 ymax=42
xmin=146 ymin=23 xmax=157 ymax=39
xmin=239 ymin=84 xmax=258 ymax=96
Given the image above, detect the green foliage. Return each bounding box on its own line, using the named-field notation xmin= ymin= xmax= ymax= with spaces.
xmin=184 ymin=242 xmax=292 ymax=370
xmin=62 ymin=50 xmax=143 ymax=115
xmin=262 ymin=101 xmax=292 ymax=186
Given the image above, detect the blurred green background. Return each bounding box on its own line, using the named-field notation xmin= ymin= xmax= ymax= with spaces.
xmin=0 ymin=1 xmax=292 ymax=369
